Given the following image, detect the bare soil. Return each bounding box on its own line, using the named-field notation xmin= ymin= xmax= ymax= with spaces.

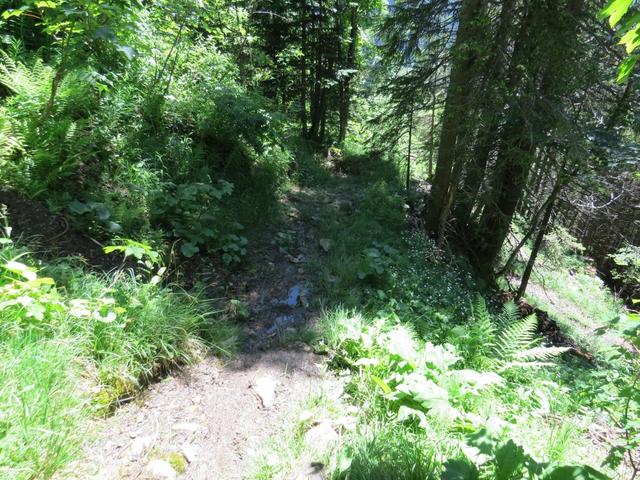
xmin=65 ymin=349 xmax=336 ymax=479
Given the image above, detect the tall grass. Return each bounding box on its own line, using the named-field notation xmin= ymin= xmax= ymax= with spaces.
xmin=0 ymin=243 xmax=239 ymax=478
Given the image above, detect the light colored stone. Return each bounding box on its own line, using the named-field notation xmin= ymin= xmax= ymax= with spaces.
xmin=304 ymin=422 xmax=339 ymax=452
xmin=130 ymin=435 xmax=153 ymax=456
xmin=253 ymin=376 xmax=277 ymax=408
xmin=319 ymin=238 xmax=333 ymax=252
xmin=181 ymin=443 xmax=197 ymax=463
xmin=145 ymin=459 xmax=176 ymax=480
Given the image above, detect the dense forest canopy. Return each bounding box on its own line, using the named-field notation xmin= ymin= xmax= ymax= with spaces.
xmin=0 ymin=0 xmax=639 ymax=479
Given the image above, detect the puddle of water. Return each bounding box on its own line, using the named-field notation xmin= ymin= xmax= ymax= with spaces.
xmin=274 ymin=284 xmax=309 ymax=307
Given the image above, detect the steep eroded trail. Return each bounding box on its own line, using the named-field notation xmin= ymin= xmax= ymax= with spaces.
xmin=64 ymin=185 xmax=353 ymax=480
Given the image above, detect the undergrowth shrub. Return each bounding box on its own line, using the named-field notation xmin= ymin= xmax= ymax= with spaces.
xmin=0 ymin=50 xmax=100 ymax=196
xmin=455 ymin=298 xmax=568 ymax=372
xmin=318 ymin=307 xmax=610 ymax=479
xmin=1 ymin=36 xmax=298 ymax=262
xmin=541 ymin=225 xmax=586 ymax=270
xmin=608 ymin=243 xmax=640 ymax=299
xmin=150 ymin=181 xmax=244 ymax=258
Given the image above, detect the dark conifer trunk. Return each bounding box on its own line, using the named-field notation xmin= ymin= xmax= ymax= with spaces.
xmin=424 ymin=0 xmax=486 ymax=237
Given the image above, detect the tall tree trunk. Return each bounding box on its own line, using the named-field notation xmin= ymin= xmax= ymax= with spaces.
xmin=474 ymin=0 xmax=584 ymax=272
xmin=338 ymin=4 xmax=358 ymax=144
xmin=300 ymin=0 xmax=309 ymax=137
xmin=454 ymin=0 xmax=517 ymax=227
xmin=517 ymin=178 xmax=562 ymax=298
xmin=309 ymin=0 xmax=324 ymax=141
xmin=424 ymin=0 xmax=486 ymax=236
xmin=406 ymin=105 xmax=413 ymax=195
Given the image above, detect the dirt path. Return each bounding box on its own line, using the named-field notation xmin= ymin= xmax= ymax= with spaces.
xmin=63 ymin=185 xmax=349 ymax=480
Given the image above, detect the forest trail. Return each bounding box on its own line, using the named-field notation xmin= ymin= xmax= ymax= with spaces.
xmin=63 ymin=185 xmax=352 ymax=480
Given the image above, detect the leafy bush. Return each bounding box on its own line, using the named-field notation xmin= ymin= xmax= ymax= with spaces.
xmin=151 ymin=181 xmax=247 ymax=259
xmin=541 ymin=226 xmax=585 ymax=270
xmin=608 ymin=244 xmax=640 ymax=299
xmin=442 ymin=429 xmax=610 ymax=480
xmin=318 ymin=306 xmax=609 ymax=479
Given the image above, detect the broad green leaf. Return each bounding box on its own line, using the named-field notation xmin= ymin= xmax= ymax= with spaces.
xmin=181 ymin=242 xmax=199 ymax=257
xmin=600 ymin=0 xmax=634 ymax=27
xmin=543 ymin=465 xmax=611 ymax=480
xmin=4 ymin=261 xmax=37 ymax=281
xmin=440 ymin=460 xmax=479 ymax=480
xmin=68 ymin=199 xmax=91 ymax=215
xmin=494 ymin=440 xmax=526 ymax=480
xmin=617 ymin=54 xmax=639 ymax=83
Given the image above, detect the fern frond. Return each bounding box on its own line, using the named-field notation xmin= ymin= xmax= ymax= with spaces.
xmin=493 ymin=314 xmax=539 ymax=361
xmin=513 ymin=346 xmax=568 ymax=362
xmin=472 ymin=295 xmax=496 ymax=342
xmin=496 ymin=301 xmax=520 ymax=327
xmin=499 ymin=361 xmax=556 ymax=371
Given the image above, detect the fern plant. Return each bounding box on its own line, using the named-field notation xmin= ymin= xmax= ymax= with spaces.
xmin=0 ymin=49 xmax=94 ymax=196
xmin=467 ymin=297 xmax=568 ymax=372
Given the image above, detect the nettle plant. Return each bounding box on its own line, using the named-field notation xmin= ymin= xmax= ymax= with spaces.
xmin=152 ymin=181 xmax=247 ymax=262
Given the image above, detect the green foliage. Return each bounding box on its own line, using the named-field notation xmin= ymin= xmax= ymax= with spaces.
xmin=69 ymin=199 xmax=123 ymax=234
xmin=456 ymin=298 xmax=568 ymax=372
xmin=541 ymin=226 xmax=585 ymax=270
xmin=599 ymin=0 xmax=640 ymax=82
xmin=333 ymin=424 xmax=437 ymax=480
xmin=151 ymin=181 xmax=247 ymax=260
xmin=357 ymin=243 xmax=398 ymax=285
xmin=594 ymin=305 xmax=640 ymax=476
xmin=443 ymin=428 xmax=611 ymax=480
xmin=321 ymin=313 xmax=504 ymax=426
xmin=608 ymin=243 xmax=640 ymax=298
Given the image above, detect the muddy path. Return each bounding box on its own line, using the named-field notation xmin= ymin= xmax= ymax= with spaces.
xmin=63 ymin=185 xmax=352 ymax=480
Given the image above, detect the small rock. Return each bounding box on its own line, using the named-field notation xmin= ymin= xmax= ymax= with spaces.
xmin=299 ymin=410 xmax=314 ymax=422
xmin=172 ymin=422 xmax=199 ymax=433
xmin=145 ymin=459 xmax=176 ymax=480
xmin=130 ymin=435 xmax=153 ymax=456
xmin=181 ymin=443 xmax=197 ymax=463
xmin=319 ymin=238 xmax=333 ymax=252
xmin=253 ymin=376 xmax=277 ymax=408
xmin=304 ymin=422 xmax=339 ymax=452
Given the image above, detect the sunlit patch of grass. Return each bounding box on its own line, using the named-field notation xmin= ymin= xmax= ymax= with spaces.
xmin=331 ymin=422 xmax=439 ymax=480
xmin=0 ymin=337 xmax=86 ymax=480
xmin=248 ymin=392 xmax=343 ymax=480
